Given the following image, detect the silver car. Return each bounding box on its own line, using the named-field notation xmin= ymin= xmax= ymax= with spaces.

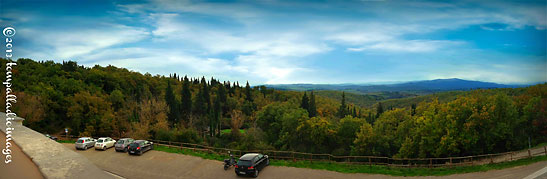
xmin=115 ymin=138 xmax=135 ymax=152
xmin=75 ymin=137 xmax=96 ymax=150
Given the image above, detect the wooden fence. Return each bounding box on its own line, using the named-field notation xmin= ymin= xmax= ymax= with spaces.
xmin=61 ymin=135 xmax=547 ymax=168
xmin=147 ymin=139 xmax=547 ymax=168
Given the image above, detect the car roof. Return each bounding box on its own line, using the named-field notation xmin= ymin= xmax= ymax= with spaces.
xmin=78 ymin=137 xmax=92 ymax=139
xmin=97 ymin=137 xmax=110 ymax=140
xmin=120 ymin=138 xmax=133 ymax=140
xmin=134 ymin=140 xmax=146 ymax=142
xmin=239 ymin=153 xmax=260 ymax=160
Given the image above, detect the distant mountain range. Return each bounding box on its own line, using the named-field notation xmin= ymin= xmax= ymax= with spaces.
xmin=266 ymin=78 xmax=530 ymax=94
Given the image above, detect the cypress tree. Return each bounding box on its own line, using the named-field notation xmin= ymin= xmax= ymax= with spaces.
xmin=165 ymin=80 xmax=178 ymax=124
xmin=181 ymin=76 xmax=192 ymax=122
xmin=245 ymin=81 xmax=253 ymax=102
xmin=201 ymin=77 xmax=211 ymax=111
xmin=338 ymin=92 xmax=347 ymax=118
xmin=411 ymin=103 xmax=416 ymax=116
xmin=301 ymin=92 xmax=309 ymax=111
xmin=376 ymin=102 xmax=384 ymax=119
xmin=308 ymin=91 xmax=317 ymax=117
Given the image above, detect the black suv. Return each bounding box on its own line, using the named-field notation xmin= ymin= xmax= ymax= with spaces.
xmin=235 ymin=153 xmax=269 ymax=178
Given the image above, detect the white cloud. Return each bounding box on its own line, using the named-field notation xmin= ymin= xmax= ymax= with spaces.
xmin=348 ymin=40 xmax=464 ymax=53
xmin=149 ymin=13 xmax=329 ymax=57
xmin=20 ymin=24 xmax=149 ymax=59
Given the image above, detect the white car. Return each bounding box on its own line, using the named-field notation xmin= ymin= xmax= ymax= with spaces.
xmin=95 ymin=137 xmax=116 ymax=150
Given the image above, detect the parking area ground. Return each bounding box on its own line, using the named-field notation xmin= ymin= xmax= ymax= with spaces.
xmin=62 ymin=143 xmax=547 ymax=179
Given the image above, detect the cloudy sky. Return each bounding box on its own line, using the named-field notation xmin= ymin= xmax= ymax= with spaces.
xmin=1 ymin=0 xmax=545 ymax=85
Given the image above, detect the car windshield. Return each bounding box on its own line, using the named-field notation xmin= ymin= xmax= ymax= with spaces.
xmin=97 ymin=139 xmax=103 ymax=143
xmin=237 ymin=160 xmax=252 ymax=166
xmin=117 ymin=140 xmax=124 ymax=144
xmin=77 ymin=139 xmax=84 ymax=143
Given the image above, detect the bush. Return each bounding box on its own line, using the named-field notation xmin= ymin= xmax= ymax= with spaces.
xmin=174 ymin=127 xmax=202 ymax=144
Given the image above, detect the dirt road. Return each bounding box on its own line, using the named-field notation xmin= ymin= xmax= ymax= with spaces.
xmin=0 ymin=131 xmax=44 ymax=179
xmin=62 ymin=143 xmax=546 ymax=179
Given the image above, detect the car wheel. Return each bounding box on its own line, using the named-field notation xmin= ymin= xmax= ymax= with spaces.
xmin=253 ymin=169 xmax=258 ymax=178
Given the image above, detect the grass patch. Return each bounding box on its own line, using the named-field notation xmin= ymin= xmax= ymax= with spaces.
xmin=153 ymin=144 xmax=547 ymax=176
xmin=220 ymin=129 xmax=246 ymax=135
xmin=153 ymin=145 xmax=227 ymax=161
xmin=270 ymin=155 xmax=547 ymax=176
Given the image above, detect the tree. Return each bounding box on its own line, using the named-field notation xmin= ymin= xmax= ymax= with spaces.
xmin=301 ymin=92 xmax=309 ymax=112
xmin=132 ymin=98 xmax=168 ymax=139
xmin=376 ymin=102 xmax=384 ymax=118
xmin=352 ymin=121 xmax=374 ymax=155
xmin=180 ymin=76 xmax=192 ymax=124
xmin=411 ymin=103 xmax=416 ymax=116
xmin=165 ymin=80 xmax=178 ymax=124
xmin=230 ymin=110 xmax=245 ymax=139
xmin=109 ymin=89 xmax=124 ymax=111
xmin=308 ymin=91 xmax=317 ymax=117
xmin=336 ymin=116 xmax=365 ymax=155
xmin=245 ymin=81 xmax=253 ymax=102
xmin=337 ymin=92 xmax=347 ymax=118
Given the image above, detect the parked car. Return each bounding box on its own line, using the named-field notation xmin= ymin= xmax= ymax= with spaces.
xmin=44 ymin=134 xmax=58 ymax=141
xmin=115 ymin=138 xmax=135 ymax=152
xmin=127 ymin=140 xmax=154 ymax=155
xmin=75 ymin=137 xmax=96 ymax=150
xmin=94 ymin=137 xmax=116 ymax=150
xmin=235 ymin=153 xmax=269 ymax=178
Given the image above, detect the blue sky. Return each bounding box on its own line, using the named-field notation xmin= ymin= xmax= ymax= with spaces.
xmin=1 ymin=0 xmax=545 ymax=85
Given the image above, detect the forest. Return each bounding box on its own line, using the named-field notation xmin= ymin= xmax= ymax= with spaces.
xmin=1 ymin=58 xmax=545 ymax=158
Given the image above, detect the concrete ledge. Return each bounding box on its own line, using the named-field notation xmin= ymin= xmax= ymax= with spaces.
xmin=0 ymin=112 xmax=115 ymax=179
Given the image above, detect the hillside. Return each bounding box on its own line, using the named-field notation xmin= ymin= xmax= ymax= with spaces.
xmin=1 ymin=58 xmax=545 ymax=159
xmin=267 ymin=78 xmax=528 ymax=94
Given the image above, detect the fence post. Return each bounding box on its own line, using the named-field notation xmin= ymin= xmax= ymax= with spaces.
xmin=510 ymin=152 xmax=513 ymax=161
xmin=528 ymin=149 xmax=531 ymax=158
xmin=471 ymin=156 xmax=473 ymax=165
xmin=490 ymin=154 xmax=493 ymax=164
xmin=449 ymin=157 xmax=452 ymax=167
xmin=544 ymin=146 xmax=546 ymax=156
xmin=292 ymin=152 xmax=295 ymax=162
xmin=429 ymin=158 xmax=432 ymax=168
xmin=310 ymin=154 xmax=313 ymax=163
xmin=368 ymin=157 xmax=371 ymax=166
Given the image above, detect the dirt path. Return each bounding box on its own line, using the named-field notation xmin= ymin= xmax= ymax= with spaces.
xmin=0 ymin=131 xmax=44 ymax=179
xmin=62 ymin=143 xmax=546 ymax=179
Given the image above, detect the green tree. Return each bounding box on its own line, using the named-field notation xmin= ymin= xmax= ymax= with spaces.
xmin=308 ymin=91 xmax=317 ymax=117
xmin=337 ymin=92 xmax=347 ymax=118
xmin=336 ymin=116 xmax=365 ymax=155
xmin=245 ymin=81 xmax=253 ymax=102
xmin=376 ymin=102 xmax=384 ymax=118
xmin=165 ymin=80 xmax=178 ymax=124
xmin=301 ymin=92 xmax=309 ymax=111
xmin=180 ymin=76 xmax=192 ymax=123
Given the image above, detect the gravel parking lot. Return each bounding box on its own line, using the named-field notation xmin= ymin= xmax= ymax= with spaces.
xmin=62 ymin=143 xmax=547 ymax=179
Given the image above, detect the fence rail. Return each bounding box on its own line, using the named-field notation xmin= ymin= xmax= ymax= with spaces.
xmin=60 ymin=134 xmax=547 ymax=168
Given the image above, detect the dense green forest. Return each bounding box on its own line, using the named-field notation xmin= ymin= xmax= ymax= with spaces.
xmin=1 ymin=58 xmax=545 ymax=158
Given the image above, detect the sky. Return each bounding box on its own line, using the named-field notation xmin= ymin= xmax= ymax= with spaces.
xmin=0 ymin=0 xmax=545 ymax=85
